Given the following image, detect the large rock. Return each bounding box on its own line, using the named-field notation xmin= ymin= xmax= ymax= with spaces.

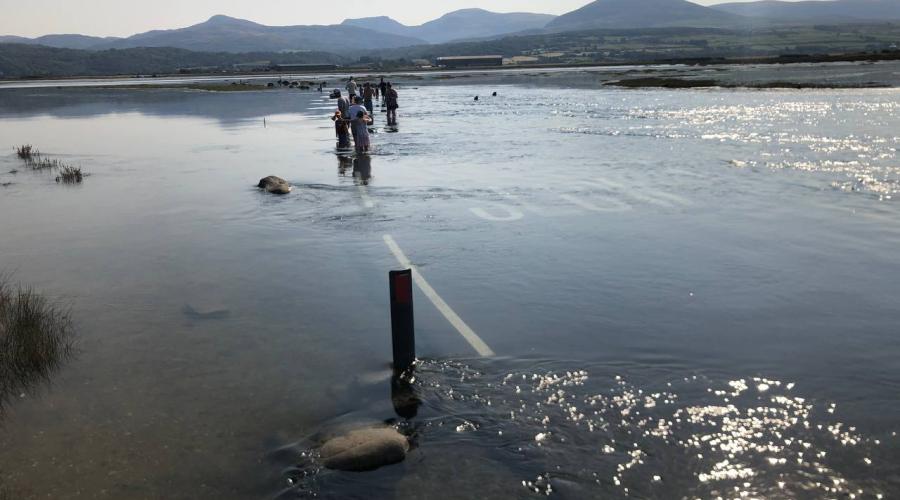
xmin=320 ymin=427 xmax=409 ymax=472
xmin=258 ymin=176 xmax=292 ymax=195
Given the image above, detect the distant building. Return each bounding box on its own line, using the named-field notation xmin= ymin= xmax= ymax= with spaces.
xmin=435 ymin=55 xmax=504 ymax=68
xmin=232 ymin=61 xmax=270 ymax=71
xmin=270 ymin=63 xmax=339 ymax=72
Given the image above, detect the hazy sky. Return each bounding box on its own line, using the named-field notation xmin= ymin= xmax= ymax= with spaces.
xmin=0 ymin=0 xmax=802 ymax=37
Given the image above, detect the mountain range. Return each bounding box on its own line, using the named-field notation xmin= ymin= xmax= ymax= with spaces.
xmin=711 ymin=0 xmax=900 ymax=22
xmin=2 ymin=0 xmax=900 ymax=54
xmin=0 ymin=15 xmax=425 ymax=53
xmin=342 ymin=8 xmax=555 ymax=43
xmin=547 ymin=0 xmax=746 ymax=31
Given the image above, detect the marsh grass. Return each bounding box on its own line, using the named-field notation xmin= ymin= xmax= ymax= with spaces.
xmin=11 ymin=145 xmax=87 ymax=182
xmin=26 ymin=157 xmax=60 ymax=170
xmin=0 ymin=277 xmax=75 ymax=411
xmin=15 ymin=145 xmax=36 ymax=160
xmin=55 ymin=165 xmax=83 ymax=184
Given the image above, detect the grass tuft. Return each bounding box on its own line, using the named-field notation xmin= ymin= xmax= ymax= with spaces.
xmin=11 ymin=145 xmax=87 ymax=182
xmin=0 ymin=277 xmax=75 ymax=411
xmin=55 ymin=165 xmax=83 ymax=184
xmin=15 ymin=145 xmax=36 ymax=160
xmin=26 ymin=157 xmax=59 ymax=170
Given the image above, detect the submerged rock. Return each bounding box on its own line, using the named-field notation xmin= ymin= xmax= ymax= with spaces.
xmin=258 ymin=176 xmax=292 ymax=195
xmin=320 ymin=427 xmax=409 ymax=472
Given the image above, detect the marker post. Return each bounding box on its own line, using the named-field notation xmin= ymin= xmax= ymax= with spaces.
xmin=389 ymin=269 xmax=415 ymax=372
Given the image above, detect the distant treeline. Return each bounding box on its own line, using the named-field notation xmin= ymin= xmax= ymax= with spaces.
xmin=0 ymin=44 xmax=345 ymax=78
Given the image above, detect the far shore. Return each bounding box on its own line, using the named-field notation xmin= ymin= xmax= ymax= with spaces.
xmin=2 ymin=50 xmax=899 ymax=89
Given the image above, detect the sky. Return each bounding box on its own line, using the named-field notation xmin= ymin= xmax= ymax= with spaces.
xmin=0 ymin=0 xmax=805 ymax=38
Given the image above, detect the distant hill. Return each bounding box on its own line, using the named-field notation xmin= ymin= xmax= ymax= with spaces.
xmin=711 ymin=0 xmax=900 ymax=22
xmin=90 ymin=15 xmax=426 ymax=53
xmin=0 ymin=43 xmax=343 ymax=78
xmin=343 ymin=9 xmax=556 ymax=43
xmin=342 ymin=16 xmax=411 ymax=37
xmin=0 ymin=34 xmax=120 ymax=49
xmin=546 ymin=0 xmax=750 ymax=31
xmin=0 ymin=36 xmax=29 ymax=44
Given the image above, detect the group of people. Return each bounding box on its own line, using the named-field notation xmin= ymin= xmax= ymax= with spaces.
xmin=330 ymin=76 xmax=399 ymax=152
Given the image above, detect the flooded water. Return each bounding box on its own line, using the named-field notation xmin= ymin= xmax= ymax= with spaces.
xmin=1 ymin=65 xmax=899 ymax=499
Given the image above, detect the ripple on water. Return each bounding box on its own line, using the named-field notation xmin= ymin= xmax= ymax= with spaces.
xmin=280 ymin=360 xmax=897 ymax=499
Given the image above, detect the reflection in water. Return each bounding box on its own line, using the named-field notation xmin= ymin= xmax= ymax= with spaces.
xmin=284 ymin=360 xmax=896 ymax=499
xmin=336 ymin=153 xmax=353 ymax=177
xmin=391 ymin=371 xmax=422 ymax=420
xmin=353 ymin=154 xmax=372 ymax=186
xmin=0 ymin=279 xmax=75 ymax=413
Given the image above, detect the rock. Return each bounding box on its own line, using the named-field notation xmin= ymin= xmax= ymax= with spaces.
xmin=258 ymin=176 xmax=292 ymax=195
xmin=320 ymin=427 xmax=409 ymax=472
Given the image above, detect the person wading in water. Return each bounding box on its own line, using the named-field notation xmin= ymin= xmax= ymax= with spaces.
xmin=353 ymin=110 xmax=373 ymax=152
xmin=363 ymin=83 xmax=376 ymax=116
xmin=336 ymin=90 xmax=350 ymax=120
xmin=385 ymin=82 xmax=399 ymax=126
xmin=331 ymin=111 xmax=351 ymax=149
xmin=348 ymin=96 xmax=367 ymax=144
xmin=346 ymin=77 xmax=358 ymax=101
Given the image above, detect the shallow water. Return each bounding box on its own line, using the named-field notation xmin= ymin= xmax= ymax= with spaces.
xmin=1 ymin=69 xmax=899 ymax=499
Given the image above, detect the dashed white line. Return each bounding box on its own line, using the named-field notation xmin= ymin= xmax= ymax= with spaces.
xmin=383 ymin=234 xmax=495 ymax=357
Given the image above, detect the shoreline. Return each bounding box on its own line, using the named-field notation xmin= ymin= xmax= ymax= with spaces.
xmin=2 ymin=50 xmax=899 ymax=88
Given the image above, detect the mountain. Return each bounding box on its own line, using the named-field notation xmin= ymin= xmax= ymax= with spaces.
xmin=711 ymin=0 xmax=900 ymax=22
xmin=0 ymin=43 xmax=343 ymax=78
xmin=342 ymin=16 xmax=410 ymax=37
xmin=0 ymin=36 xmax=29 ymax=44
xmin=0 ymin=34 xmax=120 ymax=49
xmin=546 ymin=0 xmax=750 ymax=31
xmin=343 ymin=9 xmax=557 ymax=43
xmin=93 ymin=15 xmax=426 ymax=53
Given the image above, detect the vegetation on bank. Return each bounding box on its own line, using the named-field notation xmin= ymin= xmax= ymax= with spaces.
xmin=0 ymin=277 xmax=75 ymax=411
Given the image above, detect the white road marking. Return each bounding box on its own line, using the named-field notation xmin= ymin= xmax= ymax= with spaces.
xmin=582 ymin=179 xmax=692 ymax=208
xmin=470 ymin=203 xmax=524 ymax=222
xmin=383 ymin=234 xmax=495 ymax=357
xmin=559 ymin=193 xmax=632 ymax=213
xmin=492 ymin=188 xmax=546 ymax=215
xmin=580 ymin=180 xmax=673 ymax=208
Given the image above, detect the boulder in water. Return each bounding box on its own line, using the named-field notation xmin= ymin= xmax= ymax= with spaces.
xmin=258 ymin=176 xmax=292 ymax=195
xmin=320 ymin=427 xmax=409 ymax=472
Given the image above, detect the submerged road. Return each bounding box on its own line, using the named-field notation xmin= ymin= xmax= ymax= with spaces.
xmin=1 ymin=80 xmax=899 ymax=499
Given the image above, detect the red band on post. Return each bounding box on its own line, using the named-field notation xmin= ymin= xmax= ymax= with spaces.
xmin=394 ymin=273 xmax=412 ymax=304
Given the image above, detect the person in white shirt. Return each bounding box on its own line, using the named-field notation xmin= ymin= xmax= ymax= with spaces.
xmin=345 ymin=77 xmax=358 ymax=100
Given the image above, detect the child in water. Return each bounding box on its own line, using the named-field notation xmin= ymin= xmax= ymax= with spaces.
xmin=332 ymin=110 xmax=351 ymax=149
